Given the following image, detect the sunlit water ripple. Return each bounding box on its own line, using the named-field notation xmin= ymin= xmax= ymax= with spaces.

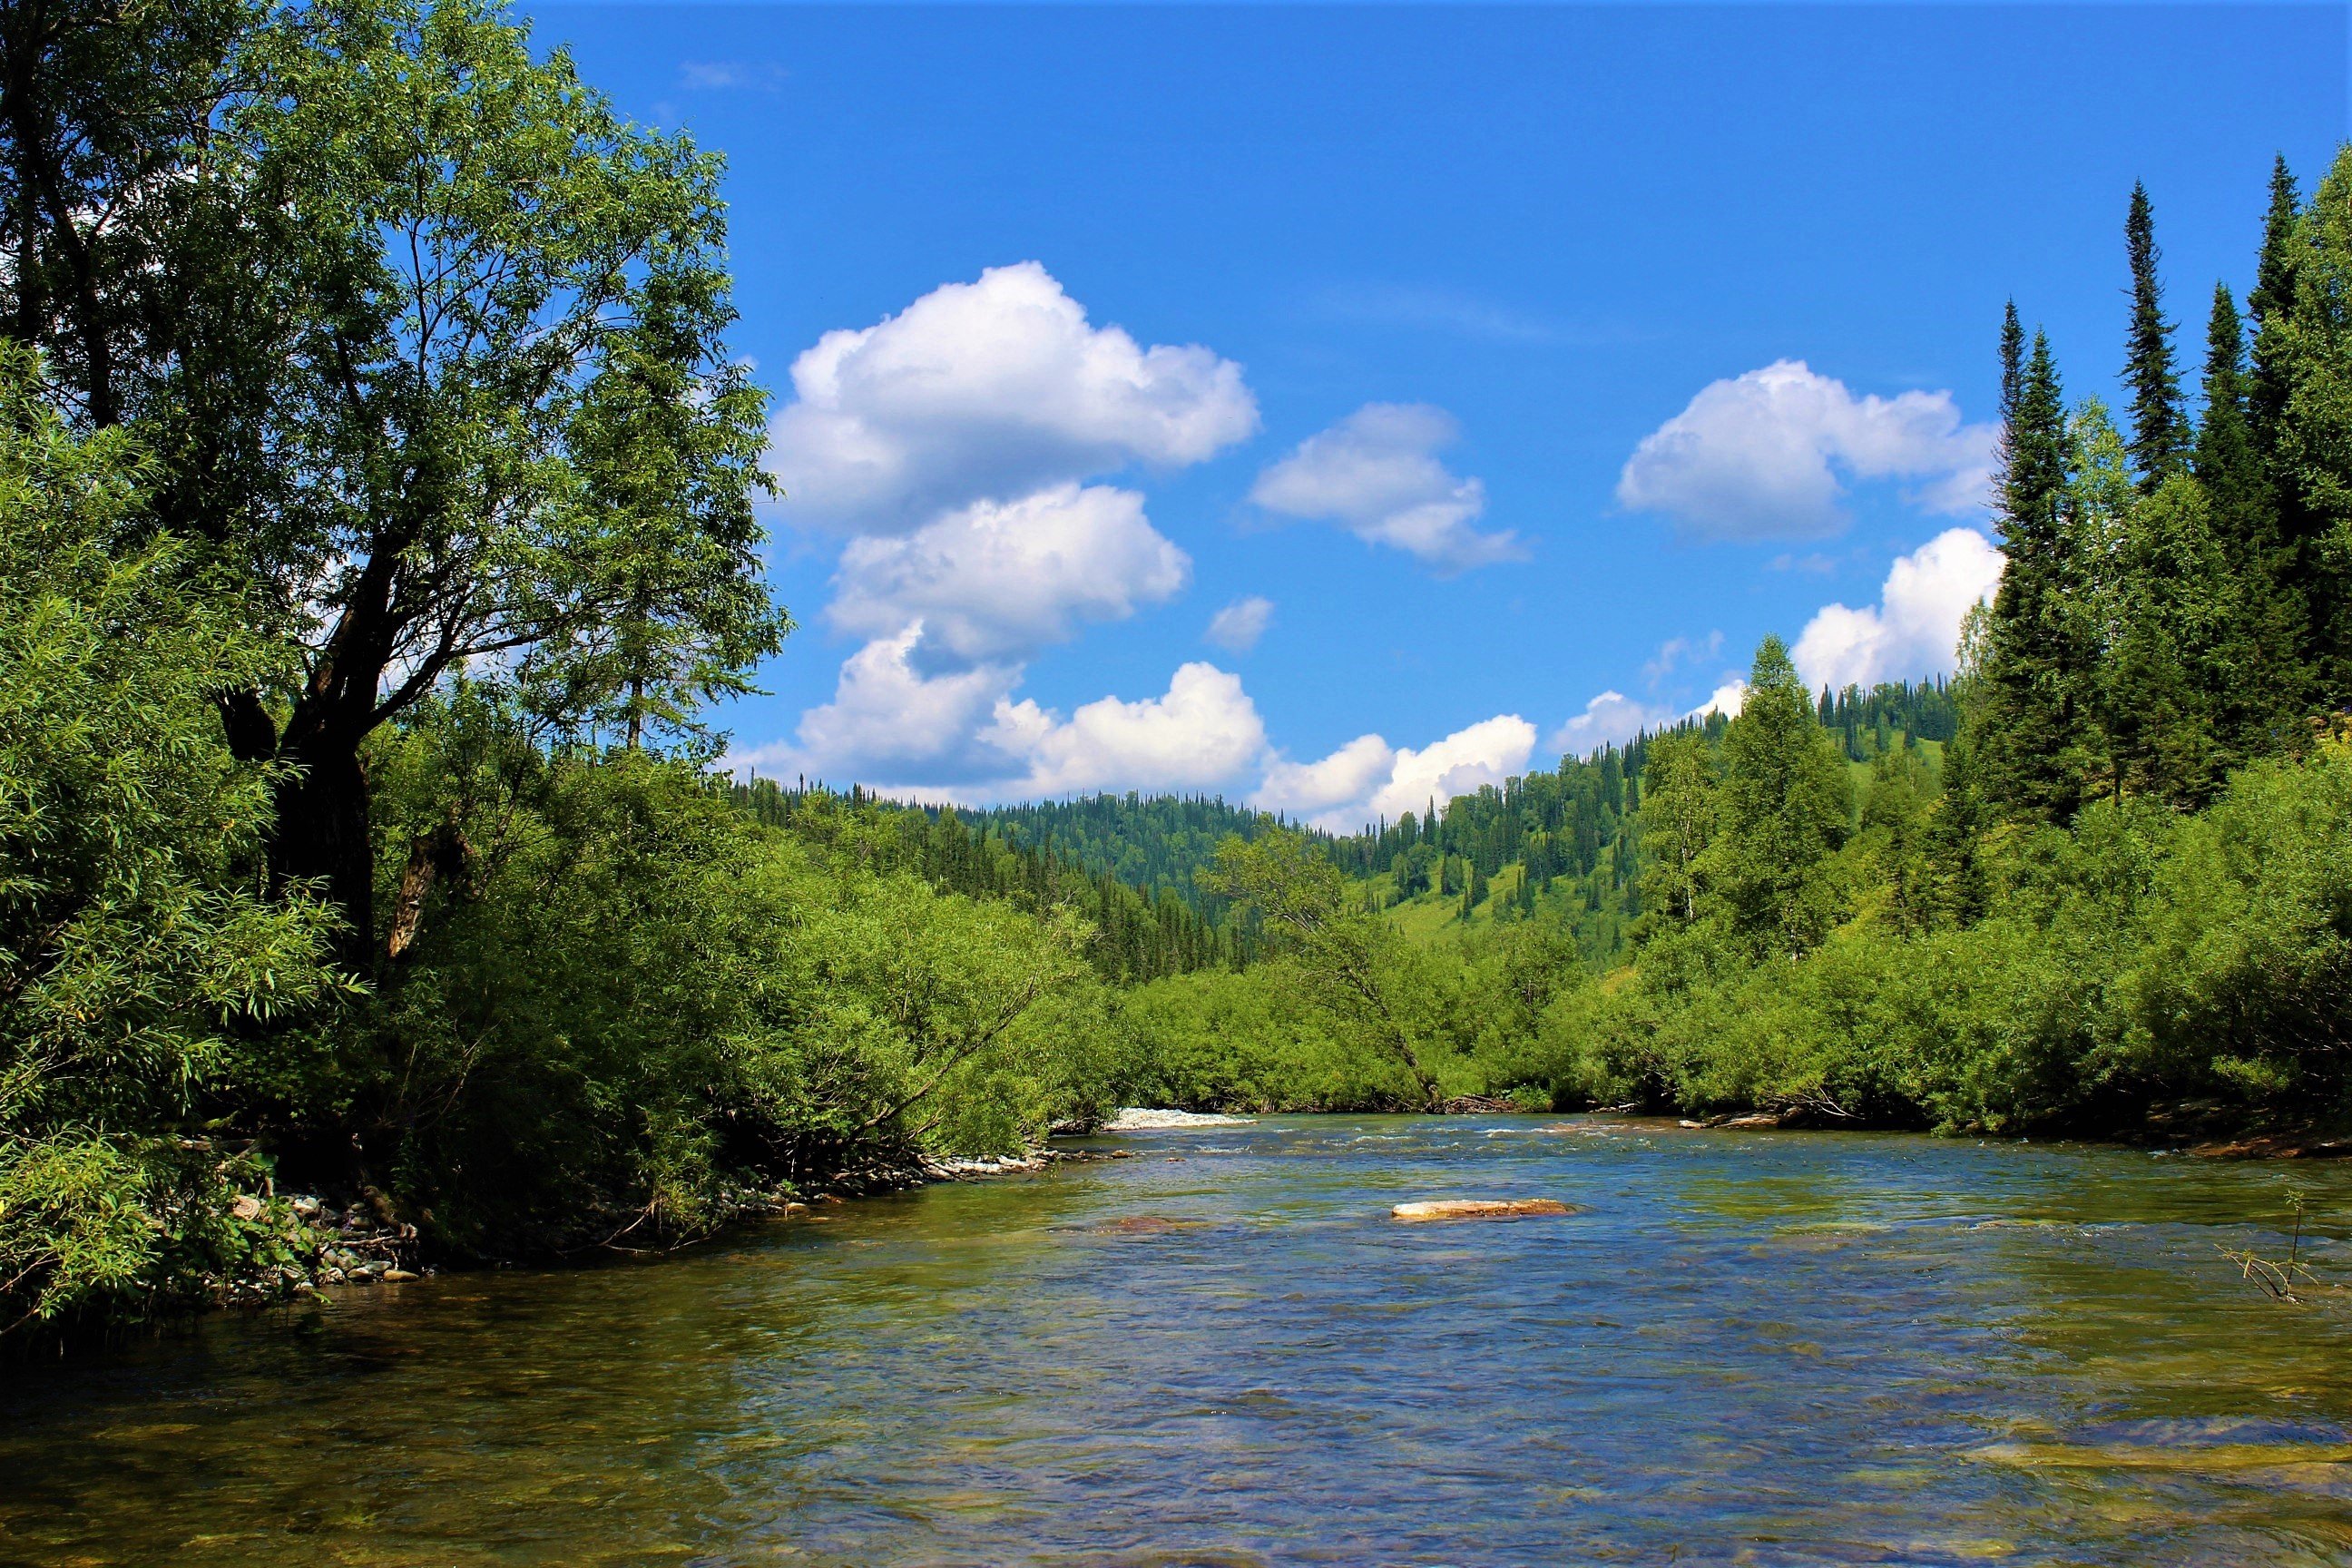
xmin=9 ymin=1114 xmax=2352 ymax=1566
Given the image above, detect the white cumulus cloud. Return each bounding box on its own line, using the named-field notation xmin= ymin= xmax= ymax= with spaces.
xmin=1255 ymin=714 xmax=1537 ymax=833
xmin=828 ymin=484 xmax=1189 ymax=664
xmin=1689 ymin=680 xmax=1748 ymax=720
xmin=993 ymin=663 xmax=1269 ymax=798
xmin=1547 ymin=691 xmax=1677 ymax=757
xmin=1254 ymin=734 xmax=1396 ymax=821
xmin=1791 ymin=526 xmax=2004 ymax=692
xmin=750 ymin=643 xmax=1270 ymax=800
xmin=1203 ymin=594 xmax=1275 ymax=654
xmin=1617 ymin=360 xmax=1996 ymax=542
xmin=767 ymin=261 xmax=1259 ymax=535
xmin=777 ymin=624 xmax=1025 ymax=784
xmin=1250 ymin=403 xmax=1525 ymax=573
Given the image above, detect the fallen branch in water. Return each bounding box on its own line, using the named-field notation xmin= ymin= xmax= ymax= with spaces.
xmin=2219 ymin=1191 xmax=2326 ymax=1302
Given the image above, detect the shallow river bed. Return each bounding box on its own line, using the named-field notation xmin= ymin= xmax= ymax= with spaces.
xmin=9 ymin=1115 xmax=2352 ymax=1566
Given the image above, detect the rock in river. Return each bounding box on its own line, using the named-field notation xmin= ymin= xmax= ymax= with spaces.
xmin=1390 ymin=1199 xmax=1578 ymax=1222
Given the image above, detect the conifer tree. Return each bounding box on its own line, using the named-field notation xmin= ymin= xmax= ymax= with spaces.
xmin=1978 ymin=328 xmax=2091 ymax=820
xmin=2273 ymin=145 xmax=2352 ymax=702
xmin=2195 ymin=283 xmax=2260 ymax=514
xmin=1998 ymin=299 xmax=2026 ymax=424
xmin=2248 ymin=155 xmax=2303 ymax=477
xmin=2123 ymin=182 xmax=2190 ymax=488
xmin=2103 ymin=474 xmax=2235 ymax=805
xmin=1702 ymin=637 xmax=1851 ymax=961
xmin=2195 ymin=280 xmax=2301 ymax=747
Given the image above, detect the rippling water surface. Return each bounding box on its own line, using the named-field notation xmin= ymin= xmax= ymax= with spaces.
xmin=10 ymin=1115 xmax=2352 ymax=1566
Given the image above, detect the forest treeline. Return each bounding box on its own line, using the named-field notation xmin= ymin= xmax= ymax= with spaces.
xmin=1128 ymin=159 xmax=2352 ymax=1131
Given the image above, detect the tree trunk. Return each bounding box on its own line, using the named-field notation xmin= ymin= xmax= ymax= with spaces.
xmin=268 ymin=735 xmax=377 ymax=971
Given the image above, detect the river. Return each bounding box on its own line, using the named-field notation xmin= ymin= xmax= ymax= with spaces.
xmin=6 ymin=1114 xmax=2352 ymax=1566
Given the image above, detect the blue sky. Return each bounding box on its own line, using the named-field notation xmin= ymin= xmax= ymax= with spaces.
xmin=533 ymin=3 xmax=2344 ymax=827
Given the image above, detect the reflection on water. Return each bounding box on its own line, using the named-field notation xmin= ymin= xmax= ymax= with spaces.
xmin=8 ymin=1116 xmax=2352 ymax=1566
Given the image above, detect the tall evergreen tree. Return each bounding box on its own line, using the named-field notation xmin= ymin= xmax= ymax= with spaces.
xmin=1998 ymin=299 xmax=2026 ymax=426
xmin=2123 ymin=182 xmax=2189 ymax=488
xmin=2273 ymin=145 xmax=2352 ymax=704
xmin=1978 ymin=329 xmax=2092 ymax=820
xmin=2195 ymin=283 xmax=2259 ymax=509
xmin=2193 ymin=280 xmax=2302 ymax=748
xmin=2248 ymin=154 xmax=2303 ymax=479
xmin=1703 ymin=638 xmax=1851 ymax=962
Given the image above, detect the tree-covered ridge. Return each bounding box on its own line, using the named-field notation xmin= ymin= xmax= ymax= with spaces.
xmin=954 ymin=792 xmax=1298 ymax=899
xmin=728 ymin=777 xmax=1258 ymax=981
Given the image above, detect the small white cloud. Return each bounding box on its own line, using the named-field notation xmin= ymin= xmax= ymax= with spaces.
xmin=1642 ymin=631 xmax=1724 ymax=685
xmin=995 ymin=662 xmax=1268 ymax=798
xmin=828 ymin=484 xmax=1188 ymax=665
xmin=678 ymin=61 xmax=785 ymax=91
xmin=1314 ymin=283 xmax=1565 ymax=345
xmin=1203 ymin=594 xmax=1275 ymax=654
xmin=1617 ymin=360 xmax=1996 ymax=542
xmin=1257 ymin=714 xmax=1536 ymax=833
xmin=1250 ymin=403 xmax=1525 ymax=573
xmin=1791 ymin=526 xmax=2004 ymax=692
xmin=1688 ymin=679 xmax=1748 ymax=720
xmin=1547 ymin=691 xmax=1676 ymax=756
xmin=767 ymin=261 xmax=1259 ymax=535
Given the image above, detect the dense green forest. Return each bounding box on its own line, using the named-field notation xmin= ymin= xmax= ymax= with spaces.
xmin=728 ymin=778 xmax=1259 ymax=979
xmin=1132 ymin=159 xmax=2352 ymax=1128
xmin=7 ymin=0 xmax=2352 ymax=1347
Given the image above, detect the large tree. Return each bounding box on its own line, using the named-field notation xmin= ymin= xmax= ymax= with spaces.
xmin=2273 ymin=146 xmax=2352 ymax=705
xmin=2 ymin=0 xmax=785 ymax=962
xmin=2122 ymin=181 xmax=2189 ymax=488
xmin=1701 ymin=637 xmax=1850 ymax=962
xmin=1977 ymin=328 xmax=2094 ymax=821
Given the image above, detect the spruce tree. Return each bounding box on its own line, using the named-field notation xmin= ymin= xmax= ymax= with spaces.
xmin=1978 ymin=328 xmax=2091 ymax=821
xmin=2274 ymin=145 xmax=2352 ymax=704
xmin=1703 ymin=637 xmax=1851 ymax=962
xmin=2123 ymin=182 xmax=2190 ymax=488
xmin=2194 ymin=280 xmax=2302 ymax=748
xmin=2103 ymin=474 xmax=2234 ymax=805
xmin=1998 ymin=299 xmax=2026 ymax=426
xmin=2195 ymin=283 xmax=2259 ymax=511
xmin=2248 ymin=154 xmax=2303 ymax=476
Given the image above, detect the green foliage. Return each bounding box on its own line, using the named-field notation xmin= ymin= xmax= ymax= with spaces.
xmin=1200 ymin=829 xmax=1446 ymax=1106
xmin=356 ymin=699 xmax=1113 ymax=1254
xmin=0 ymin=348 xmax=347 ymax=1330
xmin=1706 ymin=637 xmax=1852 ymax=961
xmin=5 ymin=0 xmax=787 ymax=955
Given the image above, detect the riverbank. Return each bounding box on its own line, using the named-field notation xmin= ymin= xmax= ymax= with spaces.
xmin=158 ymin=1142 xmax=1142 ymax=1334
xmin=112 ymin=1098 xmax=2352 ymax=1347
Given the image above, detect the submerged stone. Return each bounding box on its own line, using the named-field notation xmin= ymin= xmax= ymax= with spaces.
xmin=1390 ymin=1199 xmax=1578 ymax=1222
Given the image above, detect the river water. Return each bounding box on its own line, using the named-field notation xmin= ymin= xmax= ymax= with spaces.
xmin=8 ymin=1114 xmax=2352 ymax=1566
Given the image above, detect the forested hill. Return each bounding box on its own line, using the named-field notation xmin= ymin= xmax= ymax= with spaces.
xmin=956 ymin=794 xmax=1303 ymax=897
xmin=737 ymin=676 xmax=1960 ymax=979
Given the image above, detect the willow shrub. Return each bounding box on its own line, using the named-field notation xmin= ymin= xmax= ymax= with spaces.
xmin=0 ymin=351 xmax=347 ymax=1333
xmin=353 ymin=699 xmax=1117 ymax=1256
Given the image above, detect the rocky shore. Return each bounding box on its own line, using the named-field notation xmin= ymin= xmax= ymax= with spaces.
xmin=207 ymin=1143 xmax=1136 ymax=1312
xmin=202 ymin=1190 xmax=426 ymax=1309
